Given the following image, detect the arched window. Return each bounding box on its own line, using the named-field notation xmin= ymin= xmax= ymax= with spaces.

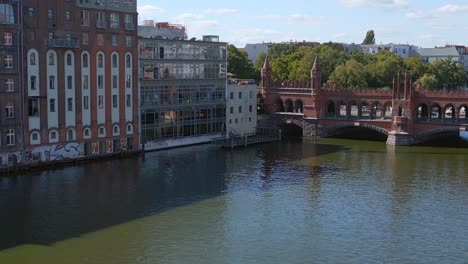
xmin=29 ymin=53 xmax=36 ymax=65
xmin=48 ymin=52 xmax=55 ymax=65
xmin=127 ymin=124 xmax=133 ymax=134
xmin=49 ymin=130 xmax=59 ymax=143
xmin=112 ymin=53 xmax=118 ymax=68
xmin=30 ymin=131 xmax=41 ymax=145
xmin=113 ymin=125 xmax=120 ymax=135
xmin=67 ymin=129 xmax=75 ymax=141
xmin=126 ymin=54 xmax=131 ymax=68
xmin=66 ymin=53 xmax=72 ymax=65
xmin=99 ymin=126 xmax=106 ymax=137
xmin=98 ymin=53 xmax=104 ymax=68
xmin=83 ymin=128 xmax=91 ymax=139
xmin=82 ymin=53 xmax=89 ymax=68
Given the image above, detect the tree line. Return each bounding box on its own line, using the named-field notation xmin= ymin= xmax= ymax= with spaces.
xmin=228 ymin=42 xmax=468 ymax=90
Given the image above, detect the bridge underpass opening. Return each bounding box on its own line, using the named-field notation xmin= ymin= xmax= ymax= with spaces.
xmin=279 ymin=124 xmax=304 ymax=139
xmin=417 ymin=131 xmax=468 ymax=148
xmin=327 ymin=126 xmax=388 ymax=142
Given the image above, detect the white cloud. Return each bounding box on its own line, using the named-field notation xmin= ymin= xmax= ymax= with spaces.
xmin=204 ymin=8 xmax=239 ymax=15
xmin=436 ymin=5 xmax=468 ymax=13
xmin=173 ymin=13 xmax=204 ymax=21
xmin=340 ymin=0 xmax=408 ymax=10
xmin=138 ymin=5 xmax=165 ymax=15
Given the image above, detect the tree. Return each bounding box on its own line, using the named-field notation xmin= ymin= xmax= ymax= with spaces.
xmin=419 ymin=73 xmax=439 ymax=90
xmin=366 ymin=51 xmax=403 ymax=88
xmin=268 ymin=43 xmax=298 ymax=59
xmin=403 ymin=57 xmax=429 ymax=81
xmin=362 ymin=30 xmax=375 ymax=45
xmin=329 ymin=60 xmax=368 ymax=89
xmin=227 ymin=44 xmax=255 ymax=79
xmin=427 ymin=59 xmax=467 ymax=90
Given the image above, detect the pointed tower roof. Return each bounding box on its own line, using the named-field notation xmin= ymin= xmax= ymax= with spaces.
xmin=312 ymin=55 xmax=320 ymax=72
xmin=262 ymin=54 xmax=271 ymax=70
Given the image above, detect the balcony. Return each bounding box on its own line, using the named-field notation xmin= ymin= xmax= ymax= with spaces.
xmin=47 ymin=38 xmax=80 ymax=49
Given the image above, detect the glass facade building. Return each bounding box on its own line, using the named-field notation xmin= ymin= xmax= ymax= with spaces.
xmin=138 ymin=36 xmax=227 ymax=145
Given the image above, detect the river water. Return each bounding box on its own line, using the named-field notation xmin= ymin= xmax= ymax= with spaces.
xmin=0 ymin=139 xmax=467 ymax=264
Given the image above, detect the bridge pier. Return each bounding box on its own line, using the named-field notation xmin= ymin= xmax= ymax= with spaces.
xmin=386 ymin=131 xmax=415 ymax=146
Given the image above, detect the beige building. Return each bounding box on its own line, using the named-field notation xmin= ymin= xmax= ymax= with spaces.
xmin=226 ymin=79 xmax=257 ymax=138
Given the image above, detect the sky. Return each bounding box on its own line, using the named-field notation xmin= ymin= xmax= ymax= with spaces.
xmin=137 ymin=0 xmax=468 ymax=48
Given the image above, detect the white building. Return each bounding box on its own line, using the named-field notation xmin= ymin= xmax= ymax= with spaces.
xmin=360 ymin=44 xmax=415 ymax=58
xmin=226 ymin=80 xmax=258 ymax=138
xmin=244 ymin=43 xmax=269 ymax=62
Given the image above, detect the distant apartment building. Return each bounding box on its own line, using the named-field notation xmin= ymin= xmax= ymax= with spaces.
xmin=138 ymin=20 xmax=187 ymax=40
xmin=0 ymin=1 xmax=23 ymax=165
xmin=414 ymin=47 xmax=468 ymax=69
xmin=139 ymin=30 xmax=227 ymax=150
xmin=244 ymin=43 xmax=269 ymax=62
xmin=22 ymin=0 xmax=139 ymax=162
xmin=226 ymin=79 xmax=257 ymax=138
xmin=360 ymin=44 xmax=416 ymax=58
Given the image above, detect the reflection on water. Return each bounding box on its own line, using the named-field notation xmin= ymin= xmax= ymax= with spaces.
xmin=0 ymin=139 xmax=467 ymax=264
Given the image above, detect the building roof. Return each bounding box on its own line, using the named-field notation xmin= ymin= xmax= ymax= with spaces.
xmin=415 ymin=47 xmax=460 ymax=57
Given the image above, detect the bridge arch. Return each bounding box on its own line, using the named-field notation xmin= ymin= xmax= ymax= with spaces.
xmin=349 ymin=101 xmax=359 ymax=117
xmin=361 ymin=101 xmax=370 ymax=118
xmin=430 ymin=103 xmax=442 ymax=119
xmin=443 ymin=104 xmax=455 ymax=119
xmin=459 ymin=105 xmax=467 ymax=120
xmin=414 ymin=127 xmax=461 ymax=144
xmin=326 ymin=101 xmax=336 ymax=116
xmin=275 ymin=98 xmax=284 ymax=112
xmin=284 ymin=99 xmax=294 ymax=113
xmin=338 ymin=100 xmax=347 ymax=117
xmin=383 ymin=102 xmax=392 ymax=118
xmin=322 ymin=122 xmax=389 ymax=138
xmin=416 ymin=103 xmax=429 ymax=119
xmin=294 ymin=99 xmax=304 ymax=113
xmin=372 ymin=101 xmax=383 ymax=119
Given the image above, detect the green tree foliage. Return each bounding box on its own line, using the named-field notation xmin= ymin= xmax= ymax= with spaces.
xmin=419 ymin=73 xmax=439 ymax=90
xmin=322 ymin=41 xmax=345 ymax=52
xmin=366 ymin=51 xmax=403 ymax=88
xmin=427 ymin=59 xmax=467 ymax=90
xmin=330 ymin=60 xmax=368 ymax=88
xmin=403 ymin=57 xmax=429 ymax=81
xmin=253 ymin=51 xmax=267 ymax=72
xmin=227 ymin=44 xmax=255 ymax=79
xmin=362 ymin=30 xmax=376 ymax=45
xmin=268 ymin=43 xmax=298 ymax=59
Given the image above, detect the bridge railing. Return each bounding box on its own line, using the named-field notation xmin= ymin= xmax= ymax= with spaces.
xmin=416 ymin=118 xmax=468 ymax=124
xmin=324 ymin=114 xmax=392 ymax=120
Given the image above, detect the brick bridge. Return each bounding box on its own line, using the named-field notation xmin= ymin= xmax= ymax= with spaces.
xmin=261 ymin=56 xmax=468 ymax=145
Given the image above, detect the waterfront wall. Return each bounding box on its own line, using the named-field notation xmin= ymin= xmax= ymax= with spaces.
xmin=144 ymin=134 xmax=223 ymax=151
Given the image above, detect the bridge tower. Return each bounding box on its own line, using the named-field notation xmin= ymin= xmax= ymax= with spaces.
xmin=387 ymin=70 xmax=416 ymax=145
xmin=309 ymin=55 xmax=322 ymax=118
xmin=261 ymin=55 xmax=277 ymax=114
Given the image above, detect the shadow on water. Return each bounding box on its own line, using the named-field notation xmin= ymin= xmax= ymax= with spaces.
xmin=0 ymin=140 xmax=346 ymax=251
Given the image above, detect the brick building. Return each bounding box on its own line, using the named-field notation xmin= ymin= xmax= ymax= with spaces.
xmin=22 ymin=0 xmax=139 ymax=162
xmin=0 ymin=1 xmax=23 ymax=165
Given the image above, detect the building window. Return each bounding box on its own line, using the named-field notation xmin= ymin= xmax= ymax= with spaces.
xmin=50 ymin=131 xmax=57 ymax=140
xmin=66 ymin=54 xmax=72 ymax=65
xmin=4 ymin=54 xmax=12 ymax=68
xmin=49 ymin=98 xmax=55 ymax=112
xmin=83 ymin=128 xmax=90 ymax=138
xmin=113 ymin=125 xmax=119 ymax=135
xmin=3 ymin=32 xmax=12 ymax=45
xmin=125 ymin=36 xmax=132 ymax=47
xmin=124 ymin=14 xmax=134 ymax=30
xmin=249 ymin=117 xmax=252 ymax=122
xmin=0 ymin=4 xmax=14 ymax=24
xmin=112 ymin=54 xmax=118 ymax=68
xmin=126 ymin=75 xmax=131 ymax=88
xmin=97 ymin=34 xmax=104 ymax=46
xmin=239 ymin=106 xmax=242 ymax=113
xmin=235 ymin=119 xmax=238 ymax=124
xmin=110 ymin=13 xmax=120 ymax=28
xmin=239 ymin=92 xmax=242 ymax=99
xmin=230 ymin=107 xmax=233 ymax=114
xmin=28 ymin=7 xmax=35 ymax=17
xmin=48 ymin=53 xmax=55 ymax=65
xmin=249 ymin=91 xmax=253 ymax=98
xmin=67 ymin=76 xmax=73 ymax=89
xmin=31 ymin=132 xmax=38 ymax=141
xmin=99 ymin=127 xmax=105 ymax=137
xmin=29 ymin=53 xmax=36 ymax=65
xmin=82 ymin=33 xmax=88 ymax=45
xmin=98 ymin=54 xmax=104 ymax=67
xmin=67 ymin=98 xmax=73 ymax=111
xmin=6 ymin=129 xmax=14 ymax=145
xmin=28 ymin=98 xmax=39 ymax=117
xmin=30 ymin=76 xmax=36 ymax=90
xmin=67 ymin=129 xmax=75 ymax=141
xmin=127 ymin=124 xmax=133 ymax=134
xmin=112 ymin=95 xmax=118 ymax=108
xmin=96 ymin=12 xmax=106 ymax=28
xmin=65 ymin=10 xmax=71 ymax=21
xmin=126 ymin=94 xmax=131 ymax=107
xmin=81 ymin=10 xmax=89 ymax=26
xmin=5 ymin=79 xmax=13 ymax=92
xmin=126 ymin=54 xmax=132 ymax=68
xmin=82 ymin=75 xmax=89 ymax=89
xmin=83 ymin=96 xmax=89 ymax=110
xmin=48 ymin=32 xmax=54 ymax=40
xmin=5 ymin=103 xmax=13 ymax=118
xmin=112 ymin=35 xmax=118 ymax=46
xmin=229 ymin=119 xmax=232 ymax=124
xmin=98 ymin=75 xmax=103 ymax=89
xmin=49 ymin=76 xmax=55 ymax=89
xmin=230 ymin=92 xmax=233 ymax=99
xmin=249 ymin=105 xmax=253 ymax=112
xmin=112 ymin=75 xmax=117 ymax=89
xmin=98 ymin=95 xmax=104 ymax=109
xmin=48 ymin=9 xmax=53 ymax=20
xmin=82 ymin=53 xmax=89 ymax=67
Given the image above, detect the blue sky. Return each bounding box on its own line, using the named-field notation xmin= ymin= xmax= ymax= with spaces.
xmin=137 ymin=0 xmax=468 ymax=48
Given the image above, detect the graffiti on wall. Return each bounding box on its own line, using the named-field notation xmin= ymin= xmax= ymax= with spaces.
xmin=30 ymin=143 xmax=84 ymax=162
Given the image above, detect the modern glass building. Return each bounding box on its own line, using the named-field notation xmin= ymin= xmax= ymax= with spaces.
xmin=138 ymin=33 xmax=227 ymax=150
